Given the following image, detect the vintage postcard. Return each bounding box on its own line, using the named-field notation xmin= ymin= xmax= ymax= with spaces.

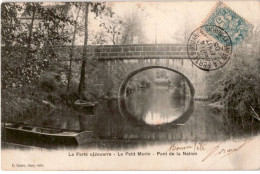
xmin=1 ymin=0 xmax=260 ymax=170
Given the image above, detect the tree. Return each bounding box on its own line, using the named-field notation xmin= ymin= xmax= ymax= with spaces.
xmin=78 ymin=2 xmax=89 ymax=96
xmin=89 ymin=30 xmax=109 ymax=45
xmin=78 ymin=2 xmax=113 ymax=96
xmin=98 ymin=9 xmax=147 ymax=45
xmin=1 ymin=2 xmax=24 ymax=89
xmin=120 ymin=11 xmax=146 ymax=44
xmin=1 ymin=3 xmax=23 ymax=47
xmin=208 ymin=22 xmax=260 ymax=128
xmin=67 ymin=4 xmax=82 ymax=91
xmin=24 ymin=3 xmax=39 ymax=59
xmin=171 ymin=14 xmax=193 ymax=44
xmin=99 ymin=16 xmax=123 ymax=45
xmin=1 ymin=2 xmax=74 ymax=89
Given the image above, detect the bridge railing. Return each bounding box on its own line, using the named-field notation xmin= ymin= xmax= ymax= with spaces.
xmin=53 ymin=44 xmax=189 ymax=61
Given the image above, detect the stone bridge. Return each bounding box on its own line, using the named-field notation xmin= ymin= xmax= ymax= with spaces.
xmin=57 ymin=44 xmax=210 ymax=99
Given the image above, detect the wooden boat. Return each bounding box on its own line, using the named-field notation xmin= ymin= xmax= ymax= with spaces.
xmin=3 ymin=122 xmax=93 ymax=147
xmin=74 ymin=100 xmax=98 ymax=115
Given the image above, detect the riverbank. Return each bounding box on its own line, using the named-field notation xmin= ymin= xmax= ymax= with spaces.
xmin=3 ymin=100 xmax=260 ymax=149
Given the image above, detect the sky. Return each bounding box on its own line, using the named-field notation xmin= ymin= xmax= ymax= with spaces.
xmin=71 ymin=1 xmax=260 ymax=45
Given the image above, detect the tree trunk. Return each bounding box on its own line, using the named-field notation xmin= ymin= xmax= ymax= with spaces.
xmin=67 ymin=6 xmax=81 ymax=91
xmin=78 ymin=3 xmax=89 ymax=97
xmin=26 ymin=7 xmax=36 ymax=60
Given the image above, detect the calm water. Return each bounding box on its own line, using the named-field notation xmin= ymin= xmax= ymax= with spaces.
xmin=125 ymin=86 xmax=189 ymax=125
xmin=5 ymin=85 xmax=259 ymax=149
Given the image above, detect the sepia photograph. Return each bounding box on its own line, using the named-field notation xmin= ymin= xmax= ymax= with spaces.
xmin=1 ymin=0 xmax=260 ymax=170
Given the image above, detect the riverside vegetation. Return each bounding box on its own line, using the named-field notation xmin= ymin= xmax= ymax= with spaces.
xmin=1 ymin=2 xmax=260 ymax=134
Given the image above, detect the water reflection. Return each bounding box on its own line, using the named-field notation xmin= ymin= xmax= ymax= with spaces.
xmin=5 ymin=68 xmax=260 ymax=149
xmin=125 ymin=69 xmax=191 ymax=126
xmin=126 ymin=87 xmax=190 ymax=125
xmin=7 ymin=98 xmax=260 ymax=149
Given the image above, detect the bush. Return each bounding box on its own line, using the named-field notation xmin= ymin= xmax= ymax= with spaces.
xmin=39 ymin=71 xmax=61 ymax=92
xmin=208 ymin=37 xmax=260 ymax=130
xmin=2 ymin=92 xmax=42 ymax=123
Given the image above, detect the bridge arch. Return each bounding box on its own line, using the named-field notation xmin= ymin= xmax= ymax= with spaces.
xmin=118 ymin=65 xmax=195 ymax=98
xmin=117 ymin=66 xmax=195 ymax=130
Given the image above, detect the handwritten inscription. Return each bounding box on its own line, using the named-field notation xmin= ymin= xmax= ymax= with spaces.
xmin=167 ymin=139 xmax=252 ymax=164
xmin=168 ymin=142 xmax=206 ymax=153
xmin=201 ymin=139 xmax=252 ymax=162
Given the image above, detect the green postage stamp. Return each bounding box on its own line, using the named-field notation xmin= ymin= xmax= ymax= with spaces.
xmin=202 ymin=1 xmax=253 ymax=46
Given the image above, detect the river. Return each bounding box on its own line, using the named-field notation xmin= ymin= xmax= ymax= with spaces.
xmin=7 ymin=85 xmax=259 ymax=149
xmin=78 ymin=86 xmax=258 ymax=149
xmin=125 ymin=86 xmax=189 ymax=125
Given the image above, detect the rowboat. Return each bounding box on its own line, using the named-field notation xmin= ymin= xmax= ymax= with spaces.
xmin=74 ymin=100 xmax=98 ymax=115
xmin=3 ymin=122 xmax=93 ymax=148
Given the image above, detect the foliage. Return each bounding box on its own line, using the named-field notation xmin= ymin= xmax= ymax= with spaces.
xmin=1 ymin=2 xmax=75 ymax=89
xmin=23 ymin=3 xmax=73 ymax=52
xmin=98 ymin=9 xmax=147 ymax=45
xmin=209 ymin=24 xmax=260 ymax=127
xmin=99 ymin=16 xmax=123 ymax=45
xmin=1 ymin=2 xmax=78 ymax=123
xmin=1 ymin=3 xmax=23 ymax=47
xmin=120 ymin=11 xmax=147 ymax=44
xmin=77 ymin=2 xmax=113 ymax=96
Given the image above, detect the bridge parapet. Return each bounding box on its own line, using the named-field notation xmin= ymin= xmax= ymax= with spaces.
xmin=95 ymin=44 xmax=188 ymax=60
xmin=54 ymin=44 xmax=188 ymax=61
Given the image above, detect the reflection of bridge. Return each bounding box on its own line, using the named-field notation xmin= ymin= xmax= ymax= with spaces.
xmin=58 ymin=44 xmax=210 ymax=99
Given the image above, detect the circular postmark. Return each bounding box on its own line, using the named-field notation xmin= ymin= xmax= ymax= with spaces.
xmin=187 ymin=25 xmax=232 ymax=71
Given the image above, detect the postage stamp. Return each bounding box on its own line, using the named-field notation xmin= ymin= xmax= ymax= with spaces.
xmin=187 ymin=25 xmax=232 ymax=71
xmin=188 ymin=1 xmax=253 ymax=71
xmin=202 ymin=1 xmax=253 ymax=46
